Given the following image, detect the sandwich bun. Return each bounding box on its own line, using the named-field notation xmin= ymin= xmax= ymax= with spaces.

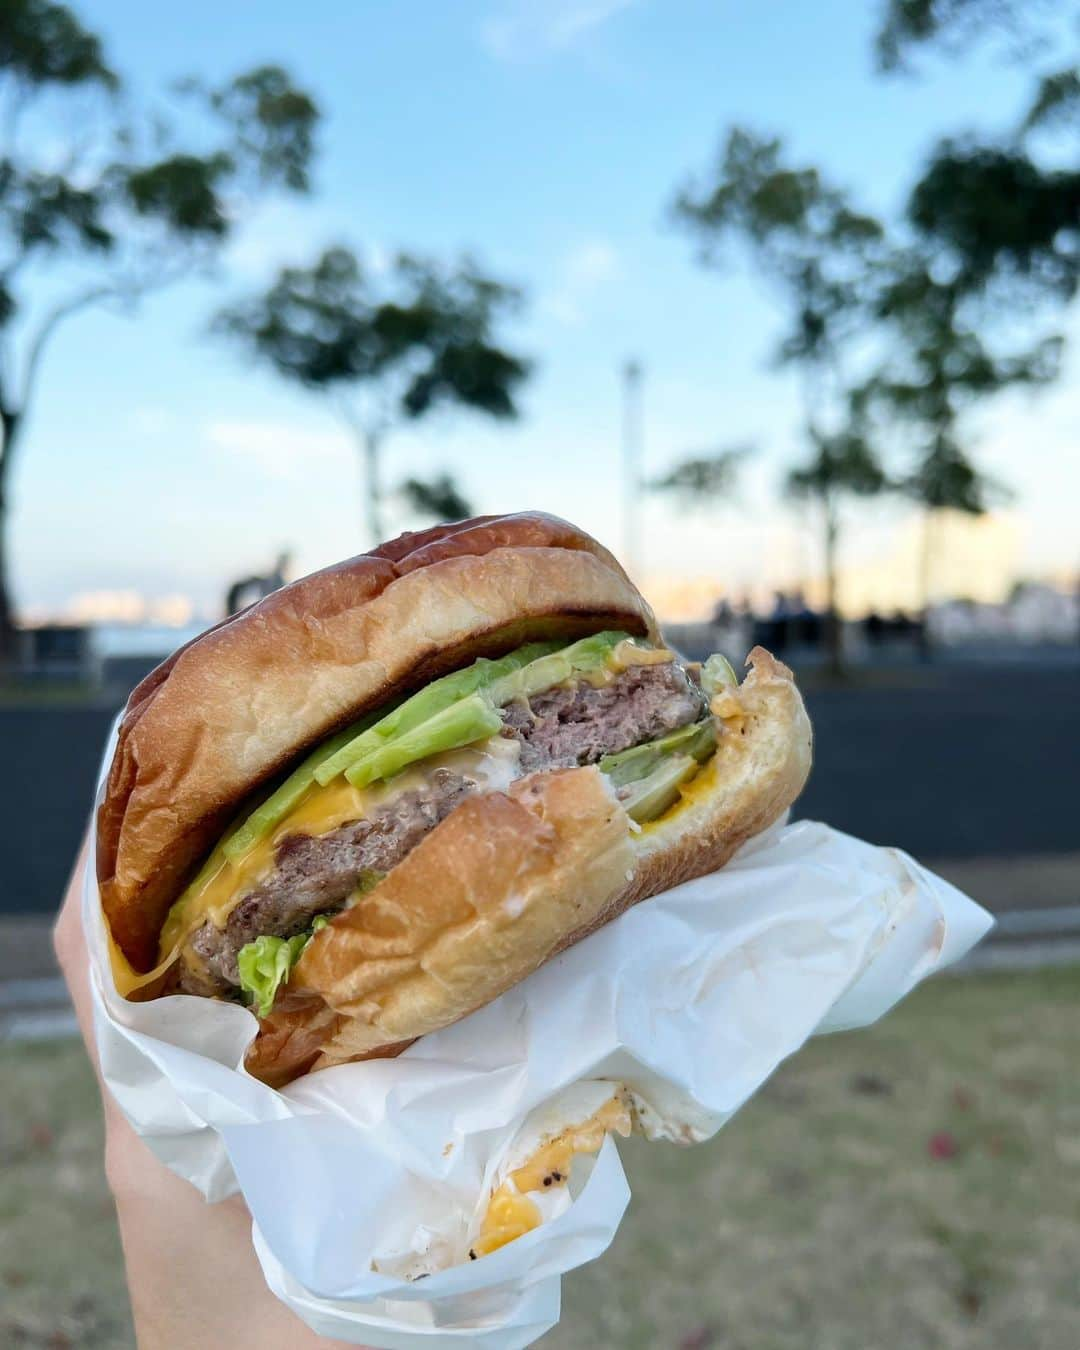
xmin=97 ymin=513 xmax=656 ymax=972
xmin=94 ymin=510 xmax=812 ymax=1088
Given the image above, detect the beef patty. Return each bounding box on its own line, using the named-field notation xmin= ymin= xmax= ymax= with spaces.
xmin=179 ymin=660 xmax=706 ymax=998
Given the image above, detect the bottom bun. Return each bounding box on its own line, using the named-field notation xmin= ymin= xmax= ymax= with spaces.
xmin=243 ymin=647 xmax=812 ymax=1086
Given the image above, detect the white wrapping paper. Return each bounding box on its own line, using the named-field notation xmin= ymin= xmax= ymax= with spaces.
xmin=85 ymin=773 xmax=992 ymax=1349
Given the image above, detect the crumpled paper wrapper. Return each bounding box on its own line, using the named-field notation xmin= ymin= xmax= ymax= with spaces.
xmin=85 ymin=752 xmax=991 ymax=1348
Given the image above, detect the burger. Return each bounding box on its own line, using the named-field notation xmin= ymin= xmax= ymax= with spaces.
xmin=97 ymin=512 xmax=812 ymax=1085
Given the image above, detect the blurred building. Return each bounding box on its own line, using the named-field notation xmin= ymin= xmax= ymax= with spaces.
xmin=930 ymin=582 xmax=1079 ymax=647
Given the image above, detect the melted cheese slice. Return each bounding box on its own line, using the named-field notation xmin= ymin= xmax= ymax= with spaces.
xmin=471 ymin=1095 xmax=632 ymax=1258
xmin=108 ymin=737 xmax=522 ymax=998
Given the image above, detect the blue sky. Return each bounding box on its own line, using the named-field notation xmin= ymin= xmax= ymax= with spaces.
xmin=11 ymin=0 xmax=1077 ymax=621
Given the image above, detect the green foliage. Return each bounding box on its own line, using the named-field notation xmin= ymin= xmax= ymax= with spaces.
xmin=650 ymin=447 xmax=751 ymax=507
xmin=123 ymin=152 xmax=234 ymax=237
xmin=0 ymin=49 xmax=317 ymax=349
xmin=0 ymin=0 xmax=116 ymax=89
xmin=785 ymin=425 xmax=888 ymax=504
xmin=875 ymin=0 xmax=1041 ymax=70
xmin=673 ymin=125 xmax=891 ymax=670
xmin=875 ymin=258 xmax=1063 ymax=395
xmin=881 ymin=4 xmax=1080 ymax=307
xmin=673 ymin=127 xmax=886 ymax=369
xmin=0 ymin=1 xmax=318 ymax=653
xmin=1023 ymin=66 xmax=1080 ymax=131
xmin=217 ymin=247 xmax=529 ymax=421
xmin=5 ymin=171 xmax=111 ymax=253
xmin=400 ymin=473 xmax=473 ymax=522
xmin=901 ymin=437 xmax=1002 ymax=513
xmin=216 ymin=246 xmax=528 ymax=540
xmin=908 ymin=142 xmax=1080 ymax=299
xmin=202 ymin=65 xmax=319 ymax=192
xmin=862 ymin=256 xmax=1060 ymax=517
xmin=870 ymin=0 xmax=1077 ymax=545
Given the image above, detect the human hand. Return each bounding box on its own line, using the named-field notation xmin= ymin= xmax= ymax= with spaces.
xmin=53 ymin=828 xmax=363 ymax=1350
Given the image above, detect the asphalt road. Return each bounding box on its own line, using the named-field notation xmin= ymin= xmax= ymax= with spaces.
xmin=1 ymin=703 xmax=117 ymax=915
xmin=1 ymin=663 xmax=1077 ymax=916
xmin=794 ymin=664 xmax=1079 ymax=857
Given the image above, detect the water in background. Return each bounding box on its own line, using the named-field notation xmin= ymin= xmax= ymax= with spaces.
xmin=92 ymin=623 xmax=209 ymax=659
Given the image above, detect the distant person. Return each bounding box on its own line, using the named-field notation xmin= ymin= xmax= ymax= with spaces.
xmin=225 ymin=551 xmax=293 ymax=618
xmin=766 ymin=590 xmax=790 ymax=655
xmin=864 ymin=611 xmax=885 ymax=646
xmin=710 ymin=597 xmax=734 ymax=628
xmin=788 ymin=588 xmax=822 ymax=650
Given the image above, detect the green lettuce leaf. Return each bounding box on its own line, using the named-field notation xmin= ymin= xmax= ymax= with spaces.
xmin=313 ymin=640 xmax=562 ymax=786
xmin=222 ymin=713 xmax=384 ymax=863
xmin=485 ymin=630 xmax=629 ymax=707
xmin=344 ymin=691 xmax=503 ymax=789
xmin=700 ymin=652 xmax=738 ymax=699
xmin=237 ymin=933 xmax=310 ymax=1018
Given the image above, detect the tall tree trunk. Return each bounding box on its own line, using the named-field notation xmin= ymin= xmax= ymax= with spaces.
xmin=823 ymin=494 xmax=843 ymax=678
xmin=917 ymin=508 xmax=935 ymax=662
xmin=0 ymin=407 xmax=21 ymax=670
xmin=362 ymin=426 xmax=384 ymax=546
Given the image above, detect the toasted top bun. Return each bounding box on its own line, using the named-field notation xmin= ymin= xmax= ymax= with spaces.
xmin=244 ymin=647 xmax=812 ymax=1087
xmin=97 ymin=513 xmax=657 ymax=972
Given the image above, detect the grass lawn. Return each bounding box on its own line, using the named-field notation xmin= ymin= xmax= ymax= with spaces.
xmin=2 ymin=967 xmax=1077 ymax=1349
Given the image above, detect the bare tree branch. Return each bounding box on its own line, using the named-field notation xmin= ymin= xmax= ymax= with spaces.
xmin=20 ymin=282 xmax=112 ymax=411
xmin=335 ymin=390 xmax=386 ymax=444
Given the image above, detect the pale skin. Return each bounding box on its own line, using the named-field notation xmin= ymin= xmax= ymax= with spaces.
xmin=53 ymin=828 xmax=366 ymax=1350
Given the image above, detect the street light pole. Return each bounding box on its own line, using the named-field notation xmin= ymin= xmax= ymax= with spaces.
xmin=622 ymin=358 xmax=643 ymax=579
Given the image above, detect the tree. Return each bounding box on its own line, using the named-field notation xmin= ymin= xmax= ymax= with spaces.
xmin=877 ymin=1 xmax=1080 ymax=316
xmin=860 ymin=258 xmax=1060 ymax=643
xmin=216 ymin=247 xmax=529 ymax=544
xmin=399 ymin=472 xmax=473 ymax=523
xmin=650 ymin=446 xmax=751 ymax=505
xmin=672 ymin=127 xmax=891 ymax=672
xmin=784 ymin=415 xmax=888 ymax=672
xmin=876 ymin=1 xmax=1061 ymax=72
xmin=872 ymin=4 xmax=1078 ymax=636
xmin=0 ymin=1 xmax=318 ymax=661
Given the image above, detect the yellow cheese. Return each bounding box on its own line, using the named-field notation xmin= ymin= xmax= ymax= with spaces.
xmin=108 ymin=812 xmax=322 ymax=998
xmin=471 ymin=1189 xmax=543 ymax=1257
xmin=471 ymin=1096 xmax=632 ymax=1258
xmin=610 ymin=640 xmax=674 ymax=671
xmin=576 ymin=642 xmax=674 ymax=689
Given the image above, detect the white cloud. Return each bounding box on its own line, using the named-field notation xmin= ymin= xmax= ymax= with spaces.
xmin=480 ymin=0 xmax=639 ymax=62
xmin=542 ymin=238 xmax=621 ymax=324
xmin=205 ymin=419 xmax=352 ymax=479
